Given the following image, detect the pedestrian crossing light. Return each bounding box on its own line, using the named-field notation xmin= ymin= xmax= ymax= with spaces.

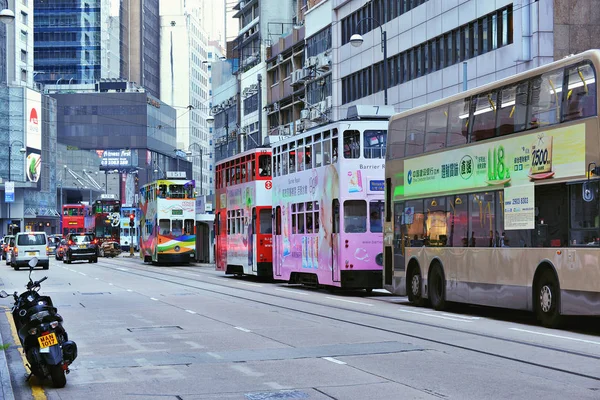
xmin=129 ymin=213 xmax=135 ymax=227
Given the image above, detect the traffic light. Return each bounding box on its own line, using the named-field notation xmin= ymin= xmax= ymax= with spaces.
xmin=129 ymin=213 xmax=135 ymax=228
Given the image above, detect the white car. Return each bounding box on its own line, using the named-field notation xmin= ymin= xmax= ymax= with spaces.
xmin=11 ymin=232 xmax=50 ymax=270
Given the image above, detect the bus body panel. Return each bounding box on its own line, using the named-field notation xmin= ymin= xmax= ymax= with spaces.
xmin=384 ymin=49 xmax=600 ymax=317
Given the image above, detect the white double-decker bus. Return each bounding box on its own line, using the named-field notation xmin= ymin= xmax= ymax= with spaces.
xmin=384 ymin=50 xmax=599 ymax=327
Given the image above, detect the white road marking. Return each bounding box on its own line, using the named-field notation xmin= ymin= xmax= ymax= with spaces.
xmin=78 ymin=272 xmax=87 ymax=276
xmin=442 ymin=313 xmax=480 ymax=320
xmin=231 ymin=364 xmax=264 ymax=377
xmin=185 ymin=309 xmax=196 ymax=314
xmin=95 ymin=278 xmax=100 ymax=280
xmin=510 ymin=328 xmax=600 ymax=345
xmin=322 ymin=357 xmax=346 ymax=365
xmin=400 ymin=309 xmax=474 ymax=323
xmin=184 ymin=341 xmax=204 ymax=349
xmin=235 ymin=326 xmax=252 ymax=333
xmin=276 ymin=288 xmax=309 ymax=296
xmin=207 ymin=277 xmax=222 ymax=281
xmin=108 ymin=283 xmax=114 ymax=286
xmin=237 ymin=282 xmax=262 ymax=287
xmin=150 ymin=297 xmax=159 ymax=301
xmin=126 ymin=289 xmax=133 ymax=292
xmin=207 ymin=352 xmax=222 ymax=359
xmin=117 ymin=268 xmax=129 ymax=272
xmin=326 ymin=297 xmax=373 ymax=306
xmin=265 ymin=382 xmax=288 ymax=390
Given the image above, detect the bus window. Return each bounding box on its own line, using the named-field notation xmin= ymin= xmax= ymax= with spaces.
xmin=252 ymin=208 xmax=257 ymax=234
xmin=405 ymin=113 xmax=426 ymax=156
xmin=297 ymin=140 xmax=304 ymax=172
xmin=251 ymin=158 xmax=256 ymax=180
xmin=304 ymin=145 xmax=311 ymax=169
xmin=564 ymin=63 xmax=597 ymax=122
xmin=497 ymin=81 xmax=529 ymax=136
xmin=258 ymin=154 xmax=270 ymax=176
xmin=388 ymin=117 xmax=407 ymax=159
xmin=528 ymin=69 xmax=564 ymax=129
xmin=425 ymin=106 xmax=448 ymax=152
xmin=369 ymin=201 xmax=384 ymax=233
xmin=425 ymin=197 xmax=446 ymax=246
xmin=471 ymin=91 xmax=498 ymax=142
xmin=292 ymin=211 xmax=297 ymax=234
xmin=405 ymin=200 xmax=425 ymax=246
xmin=184 ymin=219 xmax=194 ymax=235
xmin=446 ymin=99 xmax=470 ymax=147
xmin=274 ymin=154 xmax=280 ymax=177
xmin=468 ymin=192 xmax=496 ymax=247
xmin=344 ymin=200 xmax=367 ymax=233
xmin=343 ymin=130 xmax=360 ymax=158
xmin=159 ymin=219 xmax=170 ymax=235
xmin=282 ymin=151 xmax=288 ymax=175
xmin=158 ymin=184 xmax=167 ymax=198
xmin=289 ymin=150 xmax=296 ymax=173
xmin=314 ymin=140 xmax=322 ymax=167
xmin=364 ymin=130 xmax=386 ymax=158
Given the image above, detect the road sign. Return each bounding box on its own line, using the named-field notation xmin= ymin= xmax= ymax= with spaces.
xmin=5 ymin=181 xmax=14 ymax=203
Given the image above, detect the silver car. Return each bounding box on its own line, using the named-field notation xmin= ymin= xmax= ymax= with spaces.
xmin=11 ymin=232 xmax=50 ymax=270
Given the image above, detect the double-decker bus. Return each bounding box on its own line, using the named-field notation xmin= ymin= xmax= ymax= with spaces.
xmin=139 ymin=178 xmax=196 ymax=264
xmin=120 ymin=207 xmax=139 ymax=251
xmin=89 ymin=194 xmax=121 ymax=244
xmin=384 ymin=50 xmax=599 ymax=327
xmin=215 ymin=148 xmax=273 ymax=278
xmin=271 ymin=105 xmax=393 ymax=290
xmin=61 ymin=204 xmax=88 ymax=236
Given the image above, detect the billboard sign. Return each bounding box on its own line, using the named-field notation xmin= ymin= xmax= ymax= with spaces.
xmin=5 ymin=181 xmax=14 ymax=203
xmin=99 ymin=149 xmax=133 ymax=169
xmin=26 ymin=89 xmax=42 ymax=151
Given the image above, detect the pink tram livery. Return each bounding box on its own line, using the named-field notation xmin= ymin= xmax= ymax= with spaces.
xmin=271 ymin=105 xmax=393 ymax=290
xmin=215 ymin=148 xmax=274 ymax=278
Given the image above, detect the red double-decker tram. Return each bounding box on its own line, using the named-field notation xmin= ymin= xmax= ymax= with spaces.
xmin=91 ymin=195 xmax=121 ymax=244
xmin=215 ymin=148 xmax=273 ymax=278
xmin=61 ymin=204 xmax=88 ymax=236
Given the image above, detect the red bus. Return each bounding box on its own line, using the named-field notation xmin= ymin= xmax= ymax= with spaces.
xmin=62 ymin=204 xmax=88 ymax=236
xmin=215 ymin=148 xmax=273 ymax=278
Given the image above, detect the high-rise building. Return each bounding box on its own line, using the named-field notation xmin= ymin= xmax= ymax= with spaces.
xmin=159 ymin=2 xmax=212 ymax=195
xmin=34 ymin=0 xmax=110 ymax=86
xmin=6 ymin=0 xmax=34 ymax=87
xmin=120 ymin=0 xmax=161 ymax=98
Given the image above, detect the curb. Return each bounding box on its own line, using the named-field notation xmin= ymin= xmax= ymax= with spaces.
xmin=0 ymin=315 xmax=15 ymax=400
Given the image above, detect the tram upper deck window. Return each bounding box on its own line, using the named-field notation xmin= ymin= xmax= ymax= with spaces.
xmin=343 ymin=130 xmax=360 ymax=158
xmin=563 ymin=63 xmax=597 ymax=122
xmin=364 ymin=130 xmax=386 ymax=158
xmin=169 ymin=185 xmax=185 ymax=199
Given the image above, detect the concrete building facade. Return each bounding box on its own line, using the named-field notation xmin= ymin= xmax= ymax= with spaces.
xmin=7 ymin=0 xmax=34 ymax=87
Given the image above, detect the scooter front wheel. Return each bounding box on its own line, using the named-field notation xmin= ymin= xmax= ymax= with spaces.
xmin=49 ymin=364 xmax=66 ymax=388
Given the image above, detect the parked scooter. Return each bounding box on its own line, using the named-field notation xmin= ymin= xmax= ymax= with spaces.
xmin=0 ymin=257 xmax=77 ymax=388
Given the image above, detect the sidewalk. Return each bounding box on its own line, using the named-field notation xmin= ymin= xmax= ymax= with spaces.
xmin=0 ymin=304 xmax=15 ymax=400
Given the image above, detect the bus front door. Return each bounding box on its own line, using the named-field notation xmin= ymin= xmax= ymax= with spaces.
xmin=332 ymin=199 xmax=341 ymax=283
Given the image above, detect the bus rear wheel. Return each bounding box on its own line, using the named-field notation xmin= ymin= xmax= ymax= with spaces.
xmin=428 ymin=264 xmax=447 ymax=311
xmin=407 ymin=266 xmax=423 ymax=306
xmin=535 ymin=269 xmax=562 ymax=328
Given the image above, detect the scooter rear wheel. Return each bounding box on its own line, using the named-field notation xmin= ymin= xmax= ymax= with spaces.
xmin=49 ymin=364 xmax=66 ymax=388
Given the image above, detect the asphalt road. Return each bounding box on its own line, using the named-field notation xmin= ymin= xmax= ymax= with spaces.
xmin=1 ymin=255 xmax=600 ymax=400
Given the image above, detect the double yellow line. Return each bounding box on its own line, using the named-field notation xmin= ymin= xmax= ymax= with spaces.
xmin=4 ymin=310 xmax=47 ymax=400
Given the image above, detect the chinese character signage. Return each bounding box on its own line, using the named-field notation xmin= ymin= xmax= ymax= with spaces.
xmin=403 ymin=124 xmax=586 ymax=197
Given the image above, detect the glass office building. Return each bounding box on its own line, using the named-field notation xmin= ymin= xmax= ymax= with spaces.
xmin=33 ymin=0 xmax=103 ymax=85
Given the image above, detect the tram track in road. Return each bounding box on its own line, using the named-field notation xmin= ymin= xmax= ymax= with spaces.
xmin=72 ymin=257 xmax=600 ymax=383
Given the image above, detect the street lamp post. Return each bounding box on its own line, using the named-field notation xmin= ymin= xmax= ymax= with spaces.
xmin=59 ymin=165 xmax=66 ymax=235
xmin=7 ymin=140 xmax=26 ymax=235
xmin=350 ymin=17 xmax=388 ymax=106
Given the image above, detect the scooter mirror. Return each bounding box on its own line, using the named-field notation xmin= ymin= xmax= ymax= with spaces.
xmin=28 ymin=257 xmax=38 ymax=268
xmin=0 ymin=290 xmax=8 ymax=298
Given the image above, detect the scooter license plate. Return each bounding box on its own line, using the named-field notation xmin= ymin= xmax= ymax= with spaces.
xmin=38 ymin=333 xmax=58 ymax=349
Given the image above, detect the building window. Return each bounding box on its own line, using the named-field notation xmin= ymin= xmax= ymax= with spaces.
xmin=20 ymin=50 xmax=27 ymax=63
xmin=20 ymin=12 xmax=28 ymax=25
xmin=20 ymin=30 xmax=27 ymax=44
xmin=21 ymin=69 xmax=27 ymax=82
